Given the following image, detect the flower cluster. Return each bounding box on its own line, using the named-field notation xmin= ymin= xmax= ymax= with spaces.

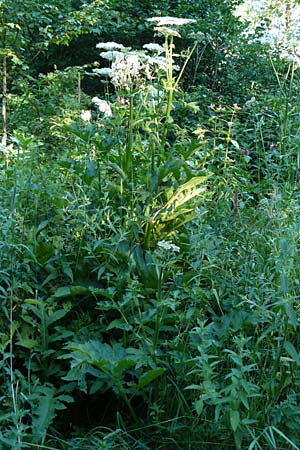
xmin=96 ymin=42 xmax=125 ymax=50
xmin=80 ymin=110 xmax=92 ymax=121
xmin=147 ymin=16 xmax=196 ymax=38
xmin=157 ymin=240 xmax=180 ymax=253
xmin=147 ymin=16 xmax=196 ymax=27
xmin=91 ymin=16 xmax=196 ymax=109
xmin=111 ymin=53 xmax=143 ymax=90
xmin=92 ymin=97 xmax=112 ymax=117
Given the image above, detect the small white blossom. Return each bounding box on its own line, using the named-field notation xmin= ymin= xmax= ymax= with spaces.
xmin=92 ymin=97 xmax=112 ymax=117
xmin=96 ymin=42 xmax=125 ymax=50
xmin=80 ymin=110 xmax=92 ymax=121
xmin=147 ymin=16 xmax=196 ymax=27
xmin=143 ymin=43 xmax=165 ymax=53
xmin=157 ymin=240 xmax=180 ymax=252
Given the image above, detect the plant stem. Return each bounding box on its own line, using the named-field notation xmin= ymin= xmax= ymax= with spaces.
xmin=125 ymin=94 xmax=134 ymax=173
xmin=153 ymin=267 xmax=163 ymax=355
xmin=161 ymin=35 xmax=174 ymax=149
xmin=2 ymin=32 xmax=7 ymax=148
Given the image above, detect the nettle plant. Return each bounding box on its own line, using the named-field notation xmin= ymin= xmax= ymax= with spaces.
xmin=80 ymin=16 xmax=210 ymax=249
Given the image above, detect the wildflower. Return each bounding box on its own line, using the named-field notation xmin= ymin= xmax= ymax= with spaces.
xmin=117 ymin=96 xmax=130 ymax=105
xmin=92 ymin=97 xmax=112 ymax=117
xmin=99 ymin=50 xmax=124 ymax=61
xmin=110 ymin=52 xmax=143 ymax=90
xmin=80 ymin=110 xmax=92 ymax=121
xmin=148 ymin=55 xmax=179 ymax=72
xmin=143 ymin=43 xmax=165 ymax=53
xmin=96 ymin=42 xmax=125 ymax=50
xmin=145 ymin=85 xmax=160 ymax=99
xmin=239 ymin=148 xmax=251 ymax=156
xmin=193 ymin=126 xmax=208 ymax=140
xmin=244 ymin=97 xmax=257 ymax=109
xmin=92 ymin=68 xmax=113 ymax=77
xmin=154 ymin=26 xmax=182 ymax=38
xmin=147 ymin=16 xmax=196 ymax=27
xmin=157 ymin=240 xmax=180 ymax=253
xmin=188 ymin=31 xmax=206 ymax=43
xmin=149 ymin=56 xmax=167 ymax=69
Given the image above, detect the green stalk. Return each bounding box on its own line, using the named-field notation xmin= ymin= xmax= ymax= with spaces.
xmin=144 ymin=222 xmax=152 ymax=250
xmin=77 ymin=69 xmax=81 ymax=104
xmin=161 ymin=38 xmax=197 ymax=149
xmin=1 ymin=27 xmax=7 ymax=148
xmin=152 ymin=267 xmax=163 ymax=355
xmin=125 ymin=94 xmax=134 ymax=173
xmin=173 ymin=41 xmax=197 ymax=90
xmin=161 ymin=35 xmax=174 ymax=149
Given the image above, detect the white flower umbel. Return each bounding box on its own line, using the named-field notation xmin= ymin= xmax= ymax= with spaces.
xmin=148 ymin=55 xmax=179 ymax=72
xmin=96 ymin=42 xmax=125 ymax=50
xmin=92 ymin=68 xmax=113 ymax=77
xmin=110 ymin=52 xmax=143 ymax=90
xmin=147 ymin=16 xmax=196 ymax=27
xmin=80 ymin=110 xmax=92 ymax=121
xmin=92 ymin=97 xmax=112 ymax=117
xmin=157 ymin=240 xmax=180 ymax=253
xmin=99 ymin=50 xmax=124 ymax=61
xmin=154 ymin=26 xmax=182 ymax=38
xmin=143 ymin=43 xmax=165 ymax=53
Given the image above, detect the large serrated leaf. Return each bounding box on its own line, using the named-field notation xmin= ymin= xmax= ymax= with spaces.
xmin=152 ymin=175 xmax=210 ymax=222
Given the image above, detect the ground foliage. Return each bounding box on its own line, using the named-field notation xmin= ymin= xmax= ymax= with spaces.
xmin=1 ymin=1 xmax=300 ymax=449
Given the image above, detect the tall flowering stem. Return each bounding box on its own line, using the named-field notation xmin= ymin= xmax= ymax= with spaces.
xmin=125 ymin=94 xmax=134 ymax=173
xmin=147 ymin=16 xmax=197 ymax=150
xmin=161 ymin=33 xmax=175 ymax=148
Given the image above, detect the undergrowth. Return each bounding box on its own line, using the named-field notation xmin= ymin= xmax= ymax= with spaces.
xmin=1 ymin=14 xmax=300 ymax=450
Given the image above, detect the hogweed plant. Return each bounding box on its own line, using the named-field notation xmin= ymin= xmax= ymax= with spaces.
xmin=89 ymin=17 xmax=208 ymax=249
xmin=93 ymin=16 xmax=196 ymax=168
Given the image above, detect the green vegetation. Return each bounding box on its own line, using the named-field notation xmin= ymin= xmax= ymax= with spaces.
xmin=2 ymin=0 xmax=300 ymax=449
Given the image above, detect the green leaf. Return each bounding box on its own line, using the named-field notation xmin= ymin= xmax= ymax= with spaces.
xmin=284 ymin=340 xmax=300 ymax=365
xmin=46 ymin=309 xmax=68 ymax=326
xmin=284 ymin=303 xmax=298 ymax=330
xmin=231 ymin=139 xmax=240 ymax=149
xmin=52 ymin=285 xmax=112 ymax=299
xmin=194 ymin=398 xmax=204 ymax=415
xmin=137 ymin=368 xmax=166 ymax=389
xmin=35 ymin=219 xmax=50 ymax=237
xmin=106 ymin=319 xmax=132 ymax=331
xmin=34 ymin=242 xmax=54 ymax=264
xmin=280 ymin=272 xmax=289 ymax=295
xmin=230 ymin=410 xmax=240 ymax=432
xmin=63 ymin=265 xmax=74 ymax=282
xmin=16 ymin=337 xmax=37 ymax=349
